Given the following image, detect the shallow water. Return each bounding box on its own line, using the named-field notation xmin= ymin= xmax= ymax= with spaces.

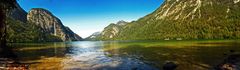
xmin=8 ymin=40 xmax=240 ymax=70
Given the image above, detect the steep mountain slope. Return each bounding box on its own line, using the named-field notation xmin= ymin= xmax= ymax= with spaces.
xmin=65 ymin=26 xmax=82 ymax=41
xmin=7 ymin=3 xmax=27 ymax=22
xmin=27 ymin=8 xmax=82 ymax=41
xmin=6 ymin=3 xmax=82 ymax=42
xmin=101 ymin=0 xmax=240 ymax=40
xmin=85 ymin=32 xmax=101 ymax=40
xmin=6 ymin=18 xmax=63 ymax=42
xmin=99 ymin=20 xmax=128 ymax=40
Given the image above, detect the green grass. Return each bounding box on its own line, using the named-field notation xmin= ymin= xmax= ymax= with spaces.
xmin=103 ymin=39 xmax=240 ymax=50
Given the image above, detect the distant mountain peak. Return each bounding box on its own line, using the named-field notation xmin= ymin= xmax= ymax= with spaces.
xmin=116 ymin=20 xmax=128 ymax=26
xmin=85 ymin=32 xmax=101 ymax=40
xmin=29 ymin=8 xmax=56 ymax=16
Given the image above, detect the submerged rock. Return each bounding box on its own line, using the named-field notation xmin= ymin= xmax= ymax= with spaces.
xmin=163 ymin=61 xmax=178 ymax=70
xmin=215 ymin=50 xmax=240 ymax=70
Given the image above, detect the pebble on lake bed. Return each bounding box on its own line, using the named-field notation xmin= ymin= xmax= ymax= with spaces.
xmin=215 ymin=51 xmax=240 ymax=70
xmin=221 ymin=63 xmax=236 ymax=70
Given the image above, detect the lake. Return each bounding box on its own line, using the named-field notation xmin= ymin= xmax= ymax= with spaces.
xmin=8 ymin=40 xmax=240 ymax=70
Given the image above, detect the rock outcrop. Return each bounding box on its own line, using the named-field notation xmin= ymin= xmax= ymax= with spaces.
xmin=27 ymin=8 xmax=82 ymax=41
xmin=215 ymin=50 xmax=240 ymax=70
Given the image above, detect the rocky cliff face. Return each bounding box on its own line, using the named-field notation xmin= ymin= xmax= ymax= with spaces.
xmin=27 ymin=8 xmax=82 ymax=41
xmin=153 ymin=0 xmax=240 ymax=20
xmin=99 ymin=0 xmax=240 ymax=40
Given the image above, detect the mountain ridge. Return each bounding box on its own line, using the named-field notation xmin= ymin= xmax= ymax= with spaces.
xmin=27 ymin=8 xmax=82 ymax=41
xmin=7 ymin=3 xmax=27 ymax=22
xmin=6 ymin=3 xmax=82 ymax=42
xmin=96 ymin=0 xmax=240 ymax=40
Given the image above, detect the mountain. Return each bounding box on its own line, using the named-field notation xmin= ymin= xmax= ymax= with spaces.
xmin=6 ymin=3 xmax=82 ymax=42
xmin=116 ymin=20 xmax=128 ymax=26
xmin=99 ymin=0 xmax=240 ymax=40
xmin=7 ymin=3 xmax=27 ymax=22
xmin=64 ymin=27 xmax=82 ymax=41
xmin=27 ymin=8 xmax=82 ymax=41
xmin=85 ymin=32 xmax=101 ymax=40
xmin=99 ymin=20 xmax=129 ymax=40
xmin=6 ymin=17 xmax=64 ymax=42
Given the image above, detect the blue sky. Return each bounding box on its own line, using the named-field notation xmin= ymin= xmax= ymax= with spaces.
xmin=18 ymin=0 xmax=163 ymax=38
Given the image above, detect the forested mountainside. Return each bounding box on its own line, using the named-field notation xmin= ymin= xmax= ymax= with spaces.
xmin=97 ymin=0 xmax=240 ymax=40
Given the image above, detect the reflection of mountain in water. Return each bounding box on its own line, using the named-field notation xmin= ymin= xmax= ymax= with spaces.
xmin=63 ymin=41 xmax=158 ymax=70
xmin=8 ymin=40 xmax=240 ymax=70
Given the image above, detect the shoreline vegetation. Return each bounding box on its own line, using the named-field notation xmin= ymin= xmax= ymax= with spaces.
xmin=6 ymin=39 xmax=240 ymax=43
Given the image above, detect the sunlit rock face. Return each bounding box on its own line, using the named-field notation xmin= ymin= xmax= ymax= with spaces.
xmin=154 ymin=0 xmax=240 ymax=20
xmin=85 ymin=32 xmax=101 ymax=40
xmin=101 ymin=23 xmax=119 ymax=39
xmin=86 ymin=21 xmax=128 ymax=40
xmin=27 ymin=8 xmax=82 ymax=41
xmin=234 ymin=0 xmax=240 ymax=4
xmin=150 ymin=0 xmax=240 ymax=39
xmin=99 ymin=20 xmax=128 ymax=40
xmin=89 ymin=32 xmax=101 ymax=39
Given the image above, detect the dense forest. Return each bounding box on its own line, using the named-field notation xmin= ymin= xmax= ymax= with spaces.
xmin=97 ymin=0 xmax=240 ymax=40
xmin=0 ymin=0 xmax=18 ymax=58
xmin=6 ymin=18 xmax=62 ymax=43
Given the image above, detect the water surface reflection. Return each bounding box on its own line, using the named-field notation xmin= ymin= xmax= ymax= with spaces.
xmin=8 ymin=40 xmax=240 ymax=70
xmin=10 ymin=41 xmax=158 ymax=70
